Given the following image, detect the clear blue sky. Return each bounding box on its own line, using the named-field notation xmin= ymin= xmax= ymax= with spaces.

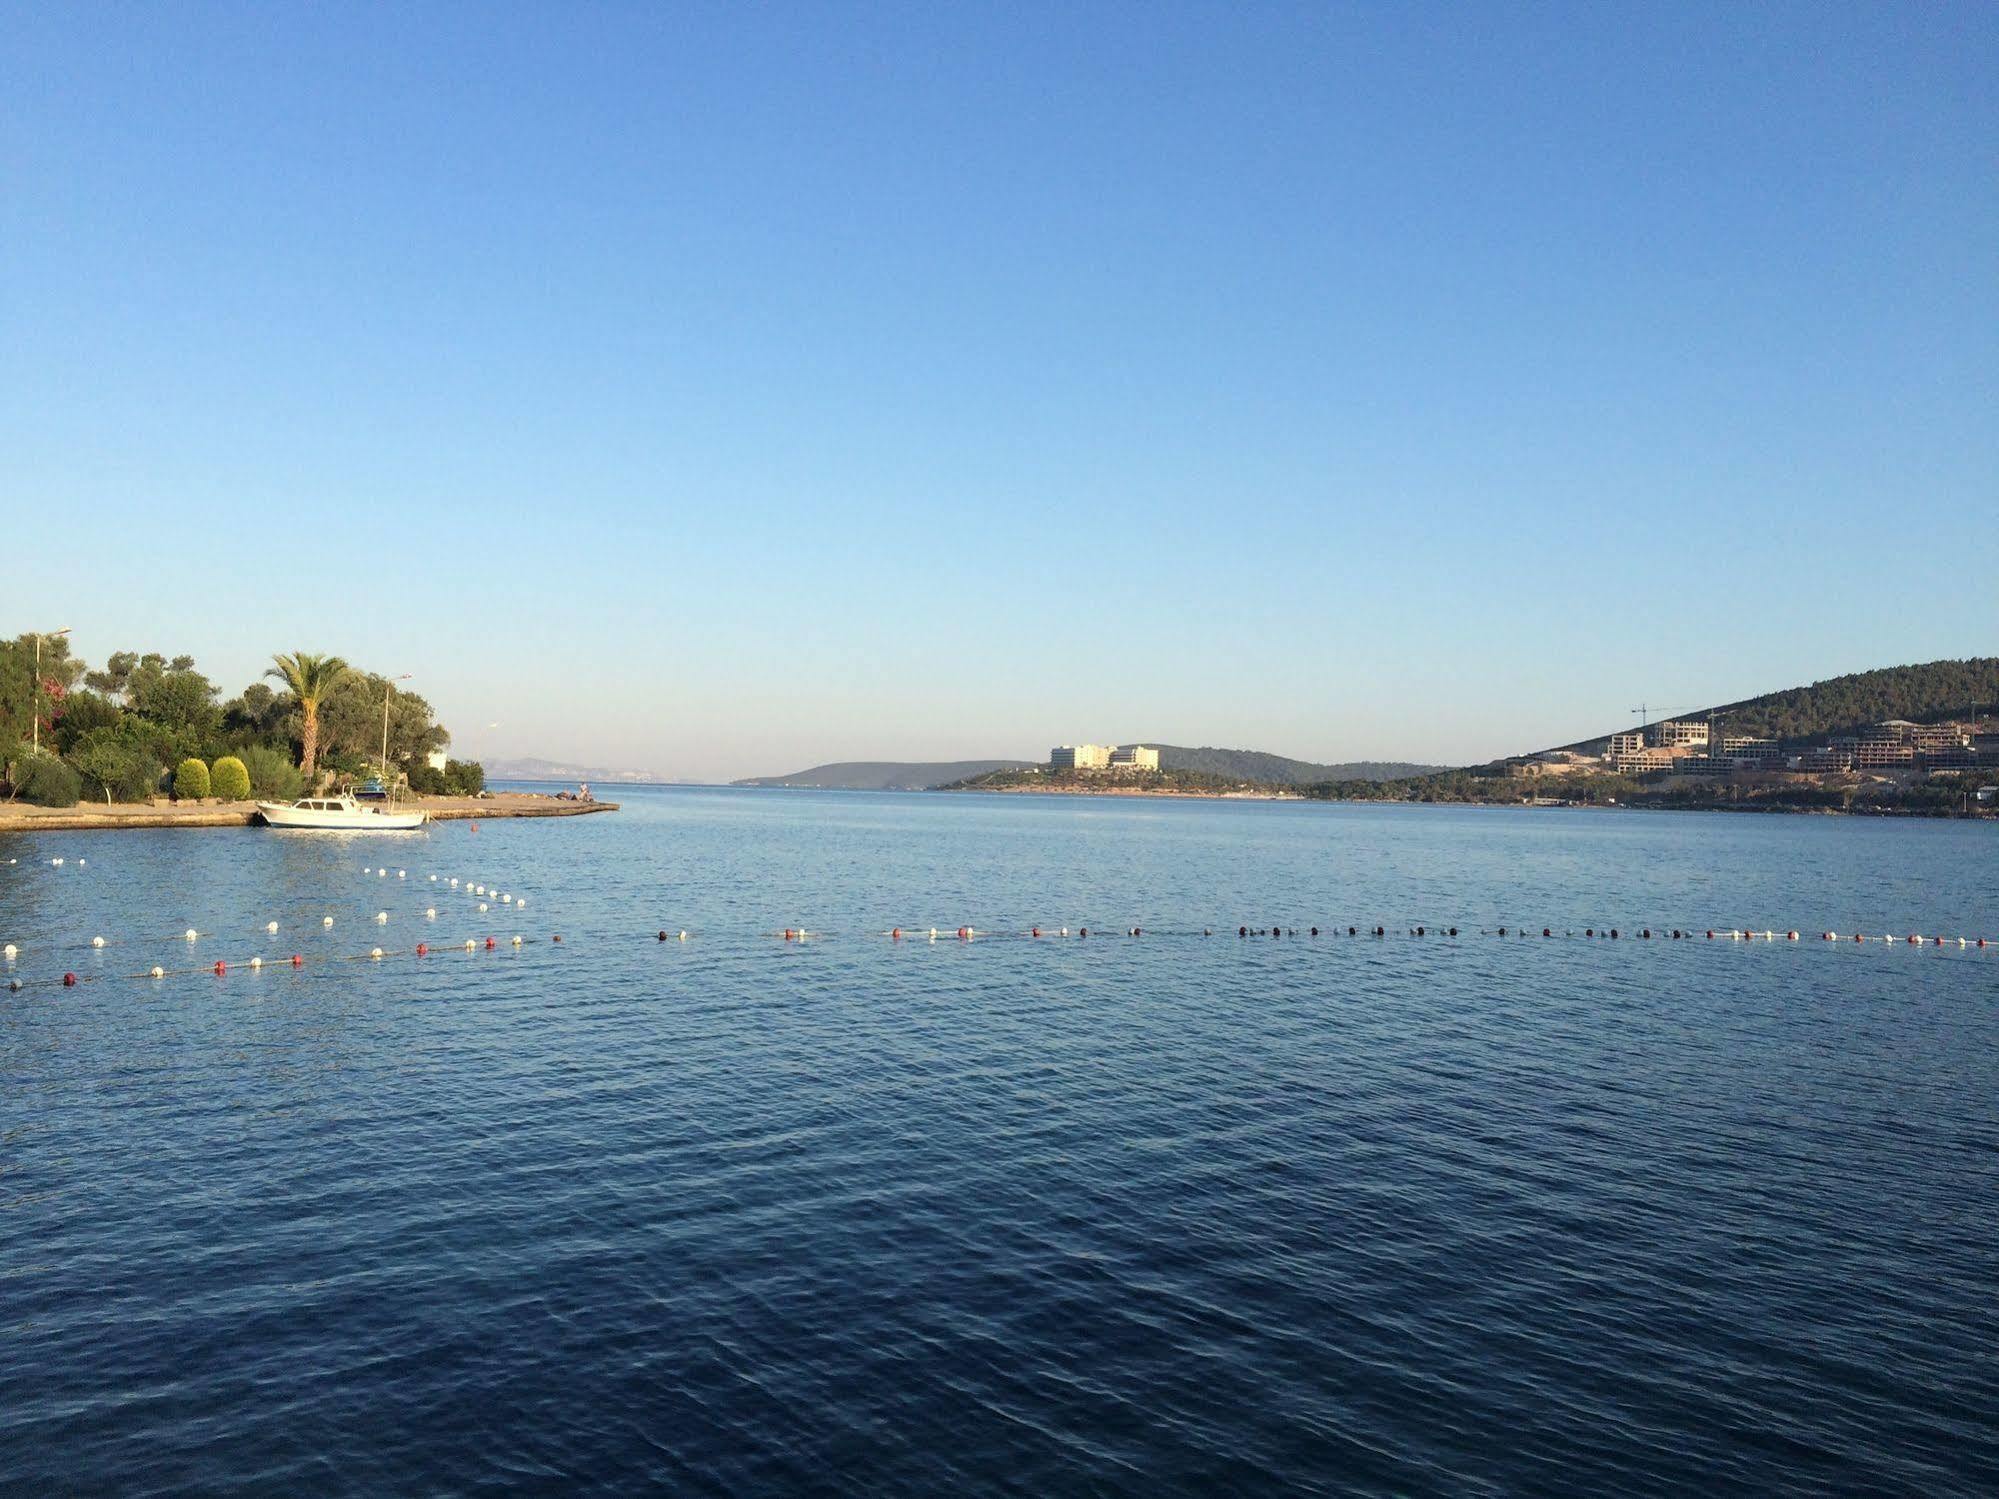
xmin=6 ymin=3 xmax=1993 ymax=778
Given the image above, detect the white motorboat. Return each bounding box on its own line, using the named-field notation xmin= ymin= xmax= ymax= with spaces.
xmin=256 ymin=794 xmax=428 ymax=832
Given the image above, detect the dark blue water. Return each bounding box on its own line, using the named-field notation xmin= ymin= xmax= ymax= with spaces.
xmin=3 ymin=789 xmax=1996 ymax=1495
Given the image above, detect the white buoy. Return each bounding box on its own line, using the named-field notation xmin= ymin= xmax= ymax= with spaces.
xmin=323 ymin=916 xmax=335 ymax=927
xmin=363 ymin=866 xmax=372 ymax=874
xmin=678 ymin=930 xmax=687 ymax=942
xmin=397 ymin=870 xmax=406 ymax=879
xmin=511 ymin=935 xmax=523 ymax=946
xmin=377 ymin=869 xmax=386 ymax=878
xmin=478 ymin=902 xmax=489 ymax=912
xmin=77 ymin=859 xmax=85 ymax=867
xmin=266 ymin=921 xmax=279 ymax=934
xmin=425 ymin=908 xmax=436 ymax=919
xmin=450 ymin=878 xmax=459 ymax=886
xmin=429 ymin=874 xmax=437 ymax=882
xmin=375 ymin=911 xmax=388 ymax=924
xmin=150 ymin=965 xmax=164 ymax=979
xmin=250 ymin=955 xmax=263 ymax=969
xmin=52 ymin=858 xmax=64 ymax=867
xmin=370 ymin=947 xmax=384 ymax=960
xmin=1 ymin=944 xmax=15 ymax=959
xmin=502 ymin=894 xmax=512 ymax=904
xmin=464 ymin=939 xmax=476 ymax=950
xmin=185 ymin=929 xmax=199 ymax=942
xmin=92 ymin=936 xmax=105 ymax=948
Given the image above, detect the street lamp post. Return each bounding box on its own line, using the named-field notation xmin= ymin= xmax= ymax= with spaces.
xmin=31 ymin=627 xmax=71 ymax=757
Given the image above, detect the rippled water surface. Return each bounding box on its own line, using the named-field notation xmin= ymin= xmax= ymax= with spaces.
xmin=3 ymin=789 xmax=1996 ymax=1495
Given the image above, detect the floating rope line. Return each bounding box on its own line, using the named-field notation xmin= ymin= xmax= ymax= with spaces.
xmin=5 ymin=919 xmax=1992 ymax=994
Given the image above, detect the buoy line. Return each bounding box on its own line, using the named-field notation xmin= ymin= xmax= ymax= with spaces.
xmin=2 ymin=936 xmax=555 ymax=992
xmin=7 ymin=919 xmax=1993 ymax=993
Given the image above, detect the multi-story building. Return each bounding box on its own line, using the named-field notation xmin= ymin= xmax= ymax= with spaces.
xmin=1652 ymin=719 xmax=1710 ymax=748
xmin=1722 ymin=737 xmax=1781 ymax=762
xmin=1790 ymin=746 xmax=1855 ymax=773
xmin=1050 ymin=744 xmax=1112 ymax=771
xmin=1610 ymin=748 xmax=1677 ymax=776
xmin=1855 ymin=740 xmax=1916 ymax=770
xmin=1108 ymin=745 xmax=1160 ymax=772
xmin=1607 ymin=731 xmax=1645 ymax=759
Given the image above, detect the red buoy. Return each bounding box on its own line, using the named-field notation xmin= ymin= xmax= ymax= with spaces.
xmin=484 ymin=937 xmax=496 ymax=950
xmin=213 ymin=961 xmax=226 ymax=975
xmin=416 ymin=943 xmax=429 ymax=957
xmin=291 ymin=953 xmax=304 ymax=967
xmin=62 ymin=971 xmax=77 ymax=987
xmin=1031 ymin=927 xmax=1041 ymax=938
xmin=891 ymin=927 xmax=902 ymax=940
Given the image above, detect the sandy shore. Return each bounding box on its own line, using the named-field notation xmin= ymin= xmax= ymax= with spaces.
xmin=0 ymin=793 xmax=618 ymax=833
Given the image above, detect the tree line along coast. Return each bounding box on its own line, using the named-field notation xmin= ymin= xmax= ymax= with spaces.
xmin=0 ymin=635 xmax=485 ymax=810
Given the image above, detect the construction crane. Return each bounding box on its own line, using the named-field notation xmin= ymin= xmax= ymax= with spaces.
xmin=1631 ymin=704 xmax=1704 ymax=732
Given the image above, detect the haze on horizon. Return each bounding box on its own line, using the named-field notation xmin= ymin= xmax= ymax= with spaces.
xmin=7 ymin=6 xmax=1993 ymax=784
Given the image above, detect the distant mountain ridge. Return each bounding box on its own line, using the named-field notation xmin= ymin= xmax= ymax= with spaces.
xmin=735 ymin=748 xmax=1443 ymax=790
xmin=736 ymin=760 xmax=1036 ymax=790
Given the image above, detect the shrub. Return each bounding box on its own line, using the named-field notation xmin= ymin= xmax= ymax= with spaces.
xmin=240 ymin=744 xmax=304 ymax=800
xmin=17 ymin=754 xmax=82 ymax=808
xmin=406 ymin=761 xmax=447 ymax=795
xmin=173 ymin=757 xmax=211 ymax=800
xmin=210 ymin=755 xmax=251 ymax=800
xmin=445 ymin=759 xmax=485 ymax=795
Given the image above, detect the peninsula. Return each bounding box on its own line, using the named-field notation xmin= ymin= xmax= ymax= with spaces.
xmin=0 ymin=637 xmax=615 ymax=830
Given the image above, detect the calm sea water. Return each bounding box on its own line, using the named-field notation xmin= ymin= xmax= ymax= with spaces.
xmin=2 ymin=788 xmax=1995 ymax=1496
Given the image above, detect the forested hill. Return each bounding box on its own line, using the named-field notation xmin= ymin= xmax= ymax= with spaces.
xmin=737 ymin=749 xmax=1443 ymax=790
xmin=1142 ymin=746 xmax=1446 ymax=783
xmin=1557 ymin=658 xmax=1999 ymax=752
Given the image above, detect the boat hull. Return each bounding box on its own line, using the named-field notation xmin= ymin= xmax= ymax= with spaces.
xmin=256 ymin=802 xmax=428 ymax=831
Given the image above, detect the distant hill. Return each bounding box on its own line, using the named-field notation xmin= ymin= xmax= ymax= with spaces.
xmin=1549 ymin=658 xmax=1999 ymax=756
xmin=736 ymin=748 xmax=1442 ymax=790
xmin=1141 ymin=745 xmax=1445 ymax=783
xmin=735 ymin=760 xmax=1035 ymax=790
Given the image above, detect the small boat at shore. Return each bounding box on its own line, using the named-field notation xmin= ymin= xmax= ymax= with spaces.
xmin=256 ymin=794 xmax=428 ymax=832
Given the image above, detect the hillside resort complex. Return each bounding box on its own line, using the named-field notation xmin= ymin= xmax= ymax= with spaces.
xmin=1521 ymin=716 xmax=1999 ymax=783
xmin=1050 ymin=744 xmax=1161 ymax=774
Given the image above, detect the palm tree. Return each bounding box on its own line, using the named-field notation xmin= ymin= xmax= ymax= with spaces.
xmin=266 ymin=651 xmax=348 ymax=780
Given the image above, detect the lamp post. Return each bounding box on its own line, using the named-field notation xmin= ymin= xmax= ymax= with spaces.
xmin=31 ymin=627 xmax=70 ymax=757
xmin=381 ymin=674 xmax=412 ymax=783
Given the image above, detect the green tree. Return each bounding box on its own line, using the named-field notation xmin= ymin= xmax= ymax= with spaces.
xmin=174 ymin=757 xmax=211 ymax=800
xmin=219 ymin=681 xmax=292 ymax=747
xmin=52 ymin=689 xmax=123 ymax=754
xmin=211 ymin=754 xmax=251 ymax=800
xmin=265 ymin=652 xmax=348 ymax=779
xmin=317 ymin=671 xmax=449 ymax=772
xmin=72 ymin=731 xmax=164 ymax=803
xmin=128 ymin=658 xmax=220 ymax=740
